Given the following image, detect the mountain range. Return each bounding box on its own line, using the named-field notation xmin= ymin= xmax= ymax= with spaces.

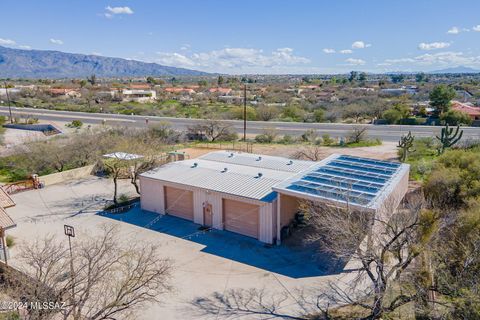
xmin=429 ymin=66 xmax=480 ymax=74
xmin=0 ymin=46 xmax=209 ymax=78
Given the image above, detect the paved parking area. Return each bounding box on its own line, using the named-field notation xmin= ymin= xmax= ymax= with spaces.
xmin=6 ymin=177 xmax=353 ymax=319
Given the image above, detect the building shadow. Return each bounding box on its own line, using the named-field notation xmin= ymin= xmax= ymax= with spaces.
xmin=98 ymin=207 xmax=346 ymax=279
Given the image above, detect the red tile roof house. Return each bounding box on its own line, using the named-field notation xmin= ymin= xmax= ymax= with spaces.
xmin=129 ymin=83 xmax=152 ymax=90
xmin=451 ymin=101 xmax=480 ymax=120
xmin=46 ymin=88 xmax=81 ymax=98
xmin=164 ymin=87 xmax=196 ymax=94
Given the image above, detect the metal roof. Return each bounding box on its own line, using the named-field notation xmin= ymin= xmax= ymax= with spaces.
xmin=199 ymin=151 xmax=314 ymax=173
xmin=141 ymin=152 xmax=315 ymax=202
xmin=103 ymin=152 xmax=144 ymax=160
xmin=273 ymin=154 xmax=409 ymax=210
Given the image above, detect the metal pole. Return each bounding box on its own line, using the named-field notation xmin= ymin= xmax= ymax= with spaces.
xmin=243 ymin=84 xmax=247 ymax=141
xmin=0 ymin=227 xmax=7 ymax=265
xmin=3 ymin=82 xmax=13 ymax=124
xmin=68 ymin=235 xmax=76 ymax=315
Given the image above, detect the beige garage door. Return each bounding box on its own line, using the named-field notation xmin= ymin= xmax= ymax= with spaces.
xmin=223 ymin=199 xmax=259 ymax=239
xmin=164 ymin=186 xmax=194 ymax=221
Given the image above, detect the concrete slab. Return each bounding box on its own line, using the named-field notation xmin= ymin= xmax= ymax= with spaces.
xmin=5 ymin=176 xmax=351 ymax=319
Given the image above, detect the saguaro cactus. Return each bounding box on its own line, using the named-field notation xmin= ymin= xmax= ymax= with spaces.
xmin=397 ymin=131 xmax=415 ymax=162
xmin=436 ymin=123 xmax=463 ymax=155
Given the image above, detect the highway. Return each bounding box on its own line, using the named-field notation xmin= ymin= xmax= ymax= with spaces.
xmin=2 ymin=106 xmax=480 ymax=142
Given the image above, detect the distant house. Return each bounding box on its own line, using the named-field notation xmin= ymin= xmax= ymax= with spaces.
xmin=208 ymin=87 xmax=232 ymax=95
xmin=164 ymin=87 xmax=196 ymax=94
xmin=218 ymin=95 xmax=244 ymax=104
xmin=380 ymin=86 xmax=418 ymax=96
xmin=451 ymin=101 xmax=480 ymax=120
xmin=0 ymin=88 xmax=21 ymax=97
xmin=122 ymin=89 xmax=157 ymax=103
xmin=46 ymin=88 xmax=81 ymax=98
xmin=129 ymin=83 xmax=152 ymax=90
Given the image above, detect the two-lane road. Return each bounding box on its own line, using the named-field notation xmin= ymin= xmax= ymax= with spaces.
xmin=2 ymin=106 xmax=480 ymax=142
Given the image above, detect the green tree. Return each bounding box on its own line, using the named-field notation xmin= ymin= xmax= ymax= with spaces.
xmin=358 ymin=72 xmax=367 ymax=82
xmin=146 ymin=76 xmax=156 ymax=84
xmin=440 ymin=110 xmax=472 ymax=126
xmin=390 ymin=74 xmax=405 ymax=83
xmin=348 ymin=71 xmax=358 ymax=82
xmin=87 ymin=74 xmax=97 ymax=86
xmin=415 ymin=72 xmax=427 ymax=83
xmin=430 ymin=85 xmax=456 ymax=114
xmin=313 ymin=109 xmax=325 ymax=122
xmin=217 ymin=76 xmax=224 ymax=86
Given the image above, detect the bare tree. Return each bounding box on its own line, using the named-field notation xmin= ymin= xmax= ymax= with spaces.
xmin=12 ymin=225 xmax=172 ymax=320
xmin=346 ymin=126 xmax=368 ymax=144
xmin=300 ymin=195 xmax=435 ymax=319
xmin=188 ymin=119 xmax=237 ymax=142
xmin=292 ymin=145 xmax=324 ymax=161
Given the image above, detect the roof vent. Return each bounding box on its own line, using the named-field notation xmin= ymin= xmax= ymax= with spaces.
xmin=255 ymin=172 xmax=263 ymax=178
xmin=191 ymin=162 xmax=198 ymax=168
xmin=287 ymin=160 xmax=293 ymax=165
xmin=256 ymin=156 xmax=262 ymax=161
xmin=221 ymin=167 xmax=228 ymax=173
xmin=228 ymin=153 xmax=234 ymax=158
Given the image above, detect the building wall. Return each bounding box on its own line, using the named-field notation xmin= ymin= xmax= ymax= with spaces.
xmin=139 ymin=178 xmax=276 ymax=243
xmin=375 ymin=165 xmax=410 ymax=221
xmin=139 ymin=176 xmax=165 ymax=214
xmin=279 ymin=194 xmax=300 ymax=228
xmin=41 ymin=165 xmax=94 ymax=186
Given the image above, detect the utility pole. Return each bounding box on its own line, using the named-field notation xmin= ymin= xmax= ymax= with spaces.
xmin=3 ymin=81 xmax=13 ymax=124
xmin=243 ymin=84 xmax=247 ymax=141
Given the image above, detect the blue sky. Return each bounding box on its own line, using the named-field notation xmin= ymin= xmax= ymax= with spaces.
xmin=2 ymin=0 xmax=480 ymax=74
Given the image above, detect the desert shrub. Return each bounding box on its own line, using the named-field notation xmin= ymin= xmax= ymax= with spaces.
xmin=118 ymin=193 xmax=129 ymax=204
xmin=322 ymin=134 xmax=335 ymax=146
xmin=66 ymin=119 xmax=83 ymax=128
xmin=424 ymin=148 xmax=480 ymax=208
xmin=254 ymin=134 xmax=273 ymax=143
xmin=301 ymin=129 xmax=319 ymax=143
xmin=382 ymin=108 xmax=403 ymax=124
xmin=279 ymin=135 xmax=295 ymax=144
xmin=6 ymin=235 xmax=15 ymax=247
xmin=440 ymin=110 xmax=472 ymax=126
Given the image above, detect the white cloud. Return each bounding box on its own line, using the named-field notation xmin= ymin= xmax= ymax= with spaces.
xmin=18 ymin=45 xmax=31 ymax=49
xmin=155 ymin=52 xmax=196 ymax=67
xmin=473 ymin=25 xmax=480 ymax=32
xmin=447 ymin=26 xmax=460 ymax=34
xmin=104 ymin=6 xmax=133 ymax=18
xmin=155 ymin=47 xmax=310 ymax=72
xmin=0 ymin=38 xmax=16 ymax=46
xmin=49 ymin=38 xmax=63 ymax=45
xmin=180 ymin=44 xmax=190 ymax=51
xmin=351 ymin=41 xmax=371 ymax=49
xmin=323 ymin=48 xmax=335 ymax=54
xmin=339 ymin=49 xmax=353 ymax=54
xmin=418 ymin=42 xmax=450 ymax=50
xmin=382 ymin=51 xmax=480 ymax=69
xmin=345 ymin=58 xmax=366 ymax=65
